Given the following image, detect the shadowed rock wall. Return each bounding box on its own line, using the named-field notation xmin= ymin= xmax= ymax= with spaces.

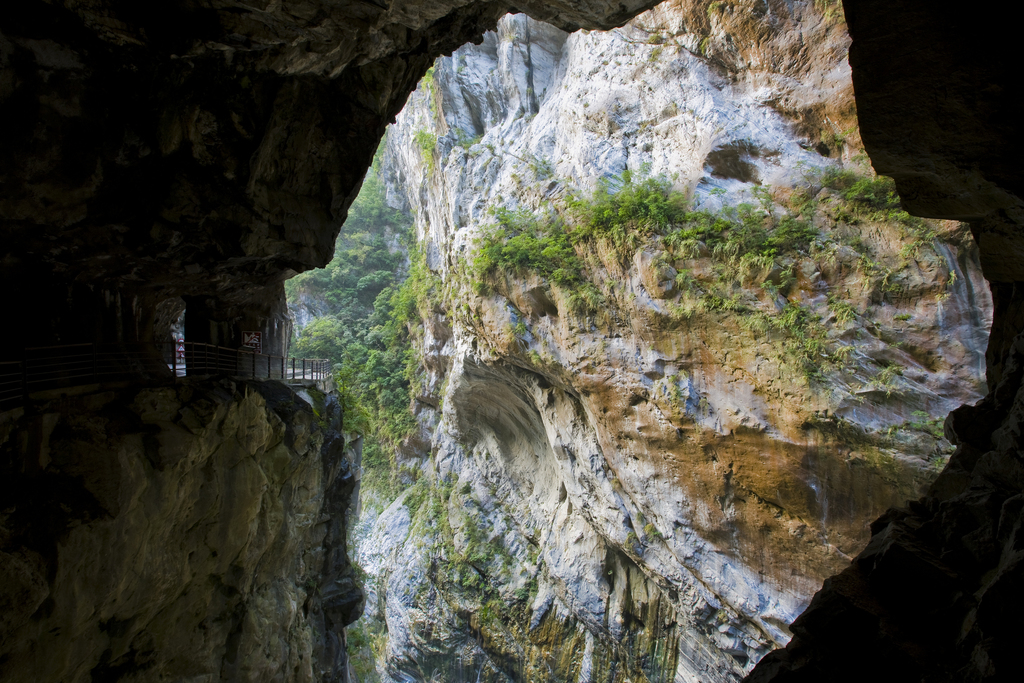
xmin=745 ymin=1 xmax=1024 ymax=680
xmin=0 ymin=4 xmax=665 ymax=682
xmin=0 ymin=0 xmax=660 ymax=354
xmin=0 ymin=378 xmax=362 ymax=683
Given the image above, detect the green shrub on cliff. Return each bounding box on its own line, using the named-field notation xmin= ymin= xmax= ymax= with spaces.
xmin=472 ymin=206 xmax=605 ymax=314
xmin=471 ymin=169 xmax=826 ymax=316
xmin=569 ymin=171 xmax=689 ymax=254
xmin=473 ymin=207 xmax=577 ymax=281
xmin=662 ymin=197 xmax=816 ymax=270
xmin=414 ymin=129 xmax=437 ymax=171
xmin=343 ymin=249 xmax=439 ymax=498
xmin=564 ymin=169 xmax=817 ymax=270
xmin=818 ymin=168 xmax=926 ymax=230
xmin=469 ymin=165 xmax=937 ymax=383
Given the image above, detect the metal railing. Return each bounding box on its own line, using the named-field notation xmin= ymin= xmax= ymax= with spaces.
xmin=173 ymin=341 xmax=330 ymax=381
xmin=0 ymin=342 xmax=330 ymax=413
xmin=0 ymin=361 xmax=22 ymax=411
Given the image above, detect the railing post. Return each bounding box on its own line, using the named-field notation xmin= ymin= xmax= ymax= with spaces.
xmin=92 ymin=343 xmax=98 ymax=382
xmin=302 ymin=358 xmax=305 ymax=380
xmin=21 ymin=353 xmax=28 ymax=406
xmin=267 ymin=354 xmax=271 ymax=379
xmin=292 ymin=357 xmax=295 ymax=379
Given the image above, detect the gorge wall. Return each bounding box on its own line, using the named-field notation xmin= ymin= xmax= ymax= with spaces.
xmin=0 ymin=379 xmax=362 ymax=682
xmin=744 ymin=2 xmax=1024 ymax=679
xmin=3 ymin=0 xmax=1024 ymax=682
xmin=340 ymin=3 xmax=994 ymax=681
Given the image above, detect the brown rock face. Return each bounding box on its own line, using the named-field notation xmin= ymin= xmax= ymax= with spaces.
xmin=745 ymin=1 xmax=1024 ymax=681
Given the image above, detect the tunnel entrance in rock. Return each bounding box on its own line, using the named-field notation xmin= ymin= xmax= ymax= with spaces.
xmin=154 ymin=297 xmax=186 ymax=348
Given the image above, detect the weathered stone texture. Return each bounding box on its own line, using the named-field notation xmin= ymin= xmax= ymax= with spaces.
xmin=0 ymin=0 xmax=660 ymax=353
xmin=0 ymin=379 xmax=361 ymax=683
xmin=743 ymin=1 xmax=1024 ymax=681
xmin=356 ymin=3 xmax=995 ymax=681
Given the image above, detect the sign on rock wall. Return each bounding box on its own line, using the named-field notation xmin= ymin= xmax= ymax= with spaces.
xmin=242 ymin=331 xmax=262 ymax=354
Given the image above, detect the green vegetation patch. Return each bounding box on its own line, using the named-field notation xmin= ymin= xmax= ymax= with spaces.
xmin=414 ymin=129 xmax=437 ymax=171
xmin=469 ymin=165 xmax=948 ymax=381
xmin=287 ymin=142 xmax=438 ymax=501
xmin=472 ymin=206 xmax=604 ymax=315
xmin=569 ymin=171 xmax=690 ymax=253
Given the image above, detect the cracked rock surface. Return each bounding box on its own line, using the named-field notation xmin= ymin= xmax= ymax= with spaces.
xmin=352 ymin=3 xmax=995 ymax=681
xmin=0 ymin=379 xmax=361 ymax=683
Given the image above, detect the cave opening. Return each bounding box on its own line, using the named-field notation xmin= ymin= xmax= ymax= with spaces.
xmin=2 ymin=0 xmax=1022 ymax=681
xmin=285 ymin=5 xmax=994 ymax=682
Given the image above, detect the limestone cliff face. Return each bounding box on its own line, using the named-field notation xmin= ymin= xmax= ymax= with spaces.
xmin=291 ymin=289 xmax=334 ymax=333
xmin=356 ymin=3 xmax=992 ymax=682
xmin=0 ymin=379 xmax=362 ymax=683
xmin=745 ymin=2 xmax=1024 ymax=680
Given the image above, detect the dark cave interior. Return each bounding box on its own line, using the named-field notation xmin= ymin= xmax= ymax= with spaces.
xmin=2 ymin=1 xmax=1023 ymax=680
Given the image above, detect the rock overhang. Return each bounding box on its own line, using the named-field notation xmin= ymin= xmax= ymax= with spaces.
xmin=0 ymin=0 xmax=663 ymax=353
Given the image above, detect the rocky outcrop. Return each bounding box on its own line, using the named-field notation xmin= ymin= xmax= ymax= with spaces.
xmin=0 ymin=378 xmax=362 ymax=683
xmin=743 ymin=296 xmax=1024 ymax=683
xmin=355 ymin=3 xmax=993 ymax=681
xmin=741 ymin=2 xmax=1024 ymax=681
xmin=0 ymin=0 xmax=662 ymax=355
xmin=4 ymin=0 xmax=1024 ymax=681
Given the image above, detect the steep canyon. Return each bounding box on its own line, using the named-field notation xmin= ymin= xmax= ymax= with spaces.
xmin=2 ymin=0 xmax=1023 ymax=682
xmin=289 ymin=3 xmax=994 ymax=681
